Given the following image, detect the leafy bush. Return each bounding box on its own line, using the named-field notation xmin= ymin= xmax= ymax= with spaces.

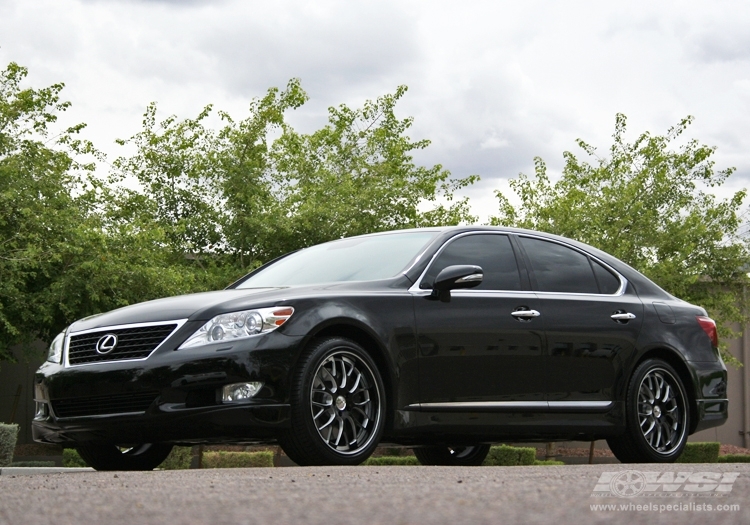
xmin=533 ymin=460 xmax=565 ymax=466
xmin=363 ymin=456 xmax=419 ymax=466
xmin=63 ymin=448 xmax=88 ymax=468
xmin=0 ymin=423 xmax=19 ymax=467
xmin=160 ymin=446 xmax=193 ymax=470
xmin=483 ymin=445 xmax=536 ymax=466
xmin=10 ymin=461 xmax=55 ymax=467
xmin=718 ymin=454 xmax=750 ymax=463
xmin=201 ymin=451 xmax=274 ymax=468
xmin=676 ymin=442 xmax=720 ymax=463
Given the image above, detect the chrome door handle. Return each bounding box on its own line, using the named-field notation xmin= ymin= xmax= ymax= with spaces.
xmin=611 ymin=312 xmax=636 ymax=321
xmin=511 ymin=310 xmax=541 ymax=319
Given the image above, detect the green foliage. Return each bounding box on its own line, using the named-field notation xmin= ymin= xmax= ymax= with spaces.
xmin=363 ymin=455 xmax=419 ymax=466
xmin=492 ymin=114 xmax=749 ymax=365
xmin=159 ymin=446 xmax=193 ymax=470
xmin=201 ymin=450 xmax=274 ymax=468
xmin=533 ymin=459 xmax=565 ymax=466
xmin=482 ymin=445 xmax=536 ymax=466
xmin=0 ymin=62 xmax=195 ymax=365
xmin=10 ymin=461 xmax=55 ymax=467
xmin=109 ymin=83 xmax=478 ymax=277
xmin=0 ymin=423 xmax=18 ymax=467
xmin=676 ymin=442 xmax=720 ymax=463
xmin=718 ymin=454 xmax=750 ymax=463
xmin=62 ymin=448 xmax=87 ymax=468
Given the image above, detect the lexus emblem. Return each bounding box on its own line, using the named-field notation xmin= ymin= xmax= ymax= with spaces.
xmin=95 ymin=334 xmax=118 ymax=355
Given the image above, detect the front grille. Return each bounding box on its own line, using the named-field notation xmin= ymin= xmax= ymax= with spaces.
xmin=68 ymin=324 xmax=178 ymax=365
xmin=51 ymin=391 xmax=159 ymax=418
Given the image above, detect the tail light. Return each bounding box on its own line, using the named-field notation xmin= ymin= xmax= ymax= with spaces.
xmin=696 ymin=316 xmax=718 ymax=347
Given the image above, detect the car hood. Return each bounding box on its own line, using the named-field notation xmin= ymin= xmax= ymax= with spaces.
xmin=68 ymin=288 xmax=287 ymax=332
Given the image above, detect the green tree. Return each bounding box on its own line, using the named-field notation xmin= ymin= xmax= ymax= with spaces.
xmin=110 ymin=83 xmax=478 ymax=279
xmin=491 ymin=114 xmax=749 ymax=364
xmin=0 ymin=63 xmax=194 ymax=364
xmin=0 ymin=62 xmax=90 ymax=361
xmin=265 ymin=85 xmax=477 ymax=255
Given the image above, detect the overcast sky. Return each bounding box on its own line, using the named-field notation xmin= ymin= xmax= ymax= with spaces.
xmin=2 ymin=0 xmax=749 ymax=221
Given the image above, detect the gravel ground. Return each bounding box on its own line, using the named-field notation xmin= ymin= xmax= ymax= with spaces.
xmin=1 ymin=464 xmax=748 ymax=525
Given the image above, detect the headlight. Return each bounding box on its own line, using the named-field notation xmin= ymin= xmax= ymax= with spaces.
xmin=47 ymin=332 xmax=65 ymax=363
xmin=178 ymin=307 xmax=294 ymax=349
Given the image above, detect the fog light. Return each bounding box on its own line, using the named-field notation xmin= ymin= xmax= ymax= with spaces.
xmin=221 ymin=382 xmax=263 ymax=403
xmin=34 ymin=401 xmax=49 ymax=420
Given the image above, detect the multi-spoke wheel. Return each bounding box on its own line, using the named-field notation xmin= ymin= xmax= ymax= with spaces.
xmin=414 ymin=444 xmax=490 ymax=466
xmin=607 ymin=358 xmax=689 ymax=463
xmin=76 ymin=442 xmax=173 ymax=471
xmin=279 ymin=337 xmax=386 ymax=465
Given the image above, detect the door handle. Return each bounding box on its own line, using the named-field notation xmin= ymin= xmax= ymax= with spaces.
xmin=511 ymin=309 xmax=541 ymax=319
xmin=611 ymin=312 xmax=636 ymax=321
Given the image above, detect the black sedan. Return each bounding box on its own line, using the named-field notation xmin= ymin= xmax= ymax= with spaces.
xmin=32 ymin=227 xmax=728 ymax=468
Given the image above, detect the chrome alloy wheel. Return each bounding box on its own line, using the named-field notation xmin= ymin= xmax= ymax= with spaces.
xmin=637 ymin=368 xmax=686 ymax=454
xmin=310 ymin=350 xmax=382 ymax=455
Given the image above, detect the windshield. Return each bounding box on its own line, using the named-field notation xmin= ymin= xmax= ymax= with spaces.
xmin=236 ymin=231 xmax=438 ymax=287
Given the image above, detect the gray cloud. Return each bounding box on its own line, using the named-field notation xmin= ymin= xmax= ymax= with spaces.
xmin=2 ymin=0 xmax=749 ymax=221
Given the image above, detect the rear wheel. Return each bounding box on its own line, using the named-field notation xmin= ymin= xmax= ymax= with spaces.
xmin=279 ymin=337 xmax=386 ymax=466
xmin=414 ymin=445 xmax=490 ymax=466
xmin=76 ymin=443 xmax=173 ymax=471
xmin=607 ymin=358 xmax=689 ymax=463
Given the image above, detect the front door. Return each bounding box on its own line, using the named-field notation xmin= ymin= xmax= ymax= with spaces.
xmin=413 ymin=233 xmax=546 ymax=407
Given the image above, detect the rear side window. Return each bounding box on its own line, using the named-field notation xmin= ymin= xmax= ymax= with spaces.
xmin=592 ymin=260 xmax=621 ymax=294
xmin=420 ymin=234 xmax=522 ymax=291
xmin=519 ymin=237 xmax=598 ymax=294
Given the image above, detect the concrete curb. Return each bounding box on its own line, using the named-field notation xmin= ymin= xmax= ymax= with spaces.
xmin=0 ymin=467 xmax=94 ymax=476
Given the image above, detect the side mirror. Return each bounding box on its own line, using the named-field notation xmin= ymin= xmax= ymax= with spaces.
xmin=430 ymin=265 xmax=483 ymax=302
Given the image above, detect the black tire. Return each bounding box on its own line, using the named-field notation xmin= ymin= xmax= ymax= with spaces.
xmin=607 ymin=358 xmax=690 ymax=463
xmin=414 ymin=445 xmax=491 ymax=466
xmin=76 ymin=443 xmax=173 ymax=471
xmin=279 ymin=337 xmax=386 ymax=466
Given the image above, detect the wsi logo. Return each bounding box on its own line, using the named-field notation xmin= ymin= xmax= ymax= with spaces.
xmin=591 ymin=470 xmax=740 ymax=498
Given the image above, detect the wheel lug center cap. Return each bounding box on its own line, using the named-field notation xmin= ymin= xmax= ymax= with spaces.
xmin=653 ymin=405 xmax=662 ymax=418
xmin=335 ymin=395 xmax=347 ymax=411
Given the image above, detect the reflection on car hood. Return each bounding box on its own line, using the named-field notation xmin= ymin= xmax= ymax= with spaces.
xmin=68 ymin=288 xmax=285 ymax=332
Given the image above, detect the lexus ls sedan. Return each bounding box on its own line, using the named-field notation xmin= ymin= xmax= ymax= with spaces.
xmin=33 ymin=227 xmax=728 ymax=469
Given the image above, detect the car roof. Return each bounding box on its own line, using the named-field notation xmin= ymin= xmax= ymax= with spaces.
xmin=348 ymin=226 xmax=672 ymax=300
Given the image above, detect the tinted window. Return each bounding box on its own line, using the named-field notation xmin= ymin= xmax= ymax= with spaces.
xmin=420 ymin=234 xmax=522 ymax=290
xmin=592 ymin=260 xmax=621 ymax=294
xmin=520 ymin=237 xmax=598 ymax=294
xmin=237 ymin=231 xmax=438 ymax=287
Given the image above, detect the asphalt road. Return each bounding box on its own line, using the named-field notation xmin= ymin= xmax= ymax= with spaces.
xmin=1 ymin=464 xmax=748 ymax=525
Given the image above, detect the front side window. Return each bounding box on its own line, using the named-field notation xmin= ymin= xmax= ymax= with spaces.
xmin=519 ymin=237 xmax=599 ymax=294
xmin=420 ymin=234 xmax=522 ymax=291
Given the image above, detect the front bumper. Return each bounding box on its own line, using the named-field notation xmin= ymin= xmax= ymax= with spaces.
xmin=32 ymin=326 xmax=305 ymax=446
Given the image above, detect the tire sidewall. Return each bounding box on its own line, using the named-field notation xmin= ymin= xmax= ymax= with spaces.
xmin=626 ymin=359 xmax=690 ymax=462
xmin=296 ymin=337 xmax=386 ymax=465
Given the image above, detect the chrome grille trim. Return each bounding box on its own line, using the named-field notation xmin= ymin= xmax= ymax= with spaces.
xmin=64 ymin=319 xmax=188 ymax=367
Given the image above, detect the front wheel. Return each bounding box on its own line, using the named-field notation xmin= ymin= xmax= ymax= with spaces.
xmin=607 ymin=358 xmax=690 ymax=463
xmin=414 ymin=445 xmax=491 ymax=466
xmin=76 ymin=443 xmax=173 ymax=471
xmin=279 ymin=337 xmax=386 ymax=466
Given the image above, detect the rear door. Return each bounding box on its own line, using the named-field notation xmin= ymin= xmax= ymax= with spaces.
xmin=516 ymin=235 xmax=643 ymax=408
